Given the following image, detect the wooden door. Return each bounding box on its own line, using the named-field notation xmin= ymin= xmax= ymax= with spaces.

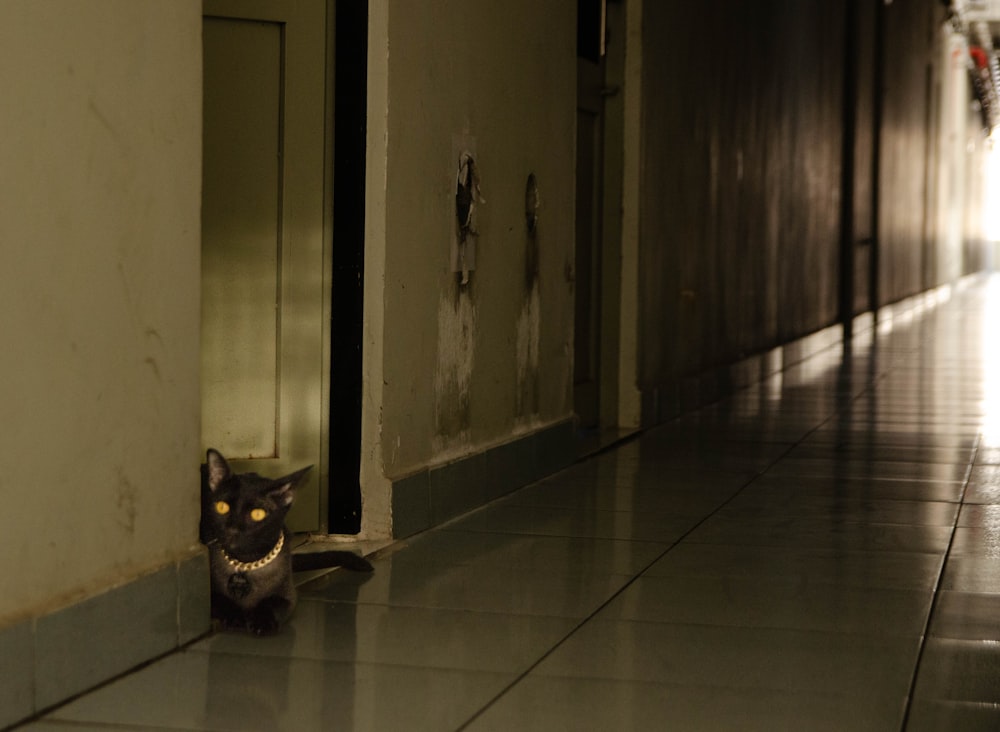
xmin=201 ymin=0 xmax=331 ymax=531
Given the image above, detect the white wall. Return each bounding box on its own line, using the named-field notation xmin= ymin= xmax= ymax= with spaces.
xmin=0 ymin=0 xmax=202 ymax=623
xmin=363 ymin=0 xmax=577 ymax=534
xmin=934 ymin=25 xmax=970 ymax=283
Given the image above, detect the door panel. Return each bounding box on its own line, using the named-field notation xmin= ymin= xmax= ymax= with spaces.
xmin=202 ymin=0 xmax=330 ymax=531
xmin=202 ymin=17 xmax=282 ymax=459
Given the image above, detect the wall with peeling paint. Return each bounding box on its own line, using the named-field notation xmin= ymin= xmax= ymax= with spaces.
xmin=0 ymin=2 xmax=202 ymax=623
xmin=363 ymin=0 xmax=576 ymax=522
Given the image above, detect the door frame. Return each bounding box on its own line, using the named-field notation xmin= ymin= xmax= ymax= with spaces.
xmin=575 ymin=0 xmax=638 ymax=433
xmin=201 ymin=0 xmax=336 ymax=532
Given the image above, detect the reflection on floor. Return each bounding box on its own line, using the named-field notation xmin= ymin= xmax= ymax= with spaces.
xmin=20 ymin=274 xmax=1000 ymax=730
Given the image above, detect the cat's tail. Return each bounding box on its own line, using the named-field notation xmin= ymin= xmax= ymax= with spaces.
xmin=291 ymin=550 xmax=374 ymax=573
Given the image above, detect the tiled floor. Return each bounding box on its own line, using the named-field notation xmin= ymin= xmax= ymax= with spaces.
xmin=19 ymin=274 xmax=1000 ymax=730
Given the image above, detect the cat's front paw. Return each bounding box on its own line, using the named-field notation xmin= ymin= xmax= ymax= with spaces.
xmin=245 ymin=609 xmax=280 ymax=636
xmin=211 ymin=601 xmax=248 ymax=634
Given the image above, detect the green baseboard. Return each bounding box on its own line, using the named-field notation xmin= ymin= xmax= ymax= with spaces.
xmin=390 ymin=419 xmax=576 ymax=539
xmin=0 ymin=549 xmax=209 ymax=729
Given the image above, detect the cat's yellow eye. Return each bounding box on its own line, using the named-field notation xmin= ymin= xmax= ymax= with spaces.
xmin=250 ymin=508 xmax=267 ymax=522
xmin=214 ymin=501 xmax=230 ymax=515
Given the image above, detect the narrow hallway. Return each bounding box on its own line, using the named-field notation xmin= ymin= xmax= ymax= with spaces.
xmin=22 ymin=274 xmax=1000 ymax=730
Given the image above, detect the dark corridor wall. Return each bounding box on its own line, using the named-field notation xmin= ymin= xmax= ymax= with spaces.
xmin=879 ymin=0 xmax=945 ymax=303
xmin=637 ymin=0 xmax=949 ymax=405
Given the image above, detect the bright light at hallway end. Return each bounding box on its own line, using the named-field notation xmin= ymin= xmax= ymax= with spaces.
xmin=981 ymin=274 xmax=1000 ymax=446
xmin=986 ymin=130 xmax=1000 ymax=243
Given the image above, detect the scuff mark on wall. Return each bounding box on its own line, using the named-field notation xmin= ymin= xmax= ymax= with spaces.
xmin=434 ymin=287 xmax=477 ymax=449
xmin=115 ymin=468 xmax=137 ymax=536
xmin=516 ymin=283 xmax=540 ymax=420
xmin=143 ymin=357 xmax=161 ymax=382
xmin=517 ymin=208 xmax=541 ymax=421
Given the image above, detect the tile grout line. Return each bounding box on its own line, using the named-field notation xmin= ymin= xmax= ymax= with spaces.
xmin=456 ymin=319 xmax=945 ymax=729
xmin=453 ymin=372 xmax=890 ymax=731
xmin=897 ymin=433 xmax=981 ymax=732
xmin=11 ymin=632 xmax=214 ymax=732
xmin=460 ymin=315 xmax=945 ymax=727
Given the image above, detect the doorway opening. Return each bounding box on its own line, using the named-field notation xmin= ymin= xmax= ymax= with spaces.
xmin=328 ymin=0 xmax=368 ymax=534
xmin=575 ymin=0 xmax=631 ymax=443
xmin=575 ymin=0 xmax=606 ymax=432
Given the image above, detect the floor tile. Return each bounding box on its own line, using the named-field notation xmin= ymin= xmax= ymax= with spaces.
xmin=746 ymin=474 xmax=966 ymax=503
xmin=46 ymin=650 xmax=513 ymax=732
xmin=385 ymin=528 xmax=669 ymax=575
xmin=949 ymin=527 xmax=1000 ymax=557
xmin=446 ymin=502 xmax=697 ymax=543
xmin=976 ymin=447 xmax=1000 ymax=464
xmin=643 ymin=542 xmax=943 ymax=590
xmin=913 ymin=638 xmax=1000 ymax=704
xmin=965 ymin=466 xmax=1000 ymax=503
xmin=194 ymin=599 xmax=577 ymax=674
xmin=502 ymin=474 xmax=743 ymax=515
xmin=466 ymin=675 xmax=904 ymax=732
xmin=686 ymin=514 xmax=954 ymax=554
xmin=22 ymin=722 xmax=179 ymax=732
xmin=532 ymin=619 xmax=919 ymax=699
xmin=958 ymin=504 xmax=1000 ymax=528
xmin=930 ymin=591 xmax=1000 ymax=640
xmin=601 ymin=574 xmax=932 ymax=635
xmin=905 ymin=699 xmax=1000 ymax=732
xmin=813 ymin=421 xmax=980 ymax=438
xmin=804 ymin=431 xmax=977 ymax=450
xmin=940 ymin=556 xmax=1000 ymax=593
xmin=300 ymin=558 xmax=633 ymax=619
xmin=764 ymin=457 xmax=968 ymax=482
xmin=655 ymin=419 xmax=817 ymax=444
xmin=718 ymin=493 xmax=959 ymax=527
xmin=787 ymin=443 xmax=974 ymax=465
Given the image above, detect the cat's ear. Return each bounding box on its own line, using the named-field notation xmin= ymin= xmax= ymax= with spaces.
xmin=270 ymin=465 xmax=312 ymax=507
xmin=205 ymin=449 xmax=231 ymax=491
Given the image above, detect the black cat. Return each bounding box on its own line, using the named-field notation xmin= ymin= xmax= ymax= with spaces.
xmin=200 ymin=449 xmax=373 ymax=635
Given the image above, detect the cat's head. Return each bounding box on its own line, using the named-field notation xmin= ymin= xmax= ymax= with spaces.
xmin=201 ymin=449 xmax=312 ymax=560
